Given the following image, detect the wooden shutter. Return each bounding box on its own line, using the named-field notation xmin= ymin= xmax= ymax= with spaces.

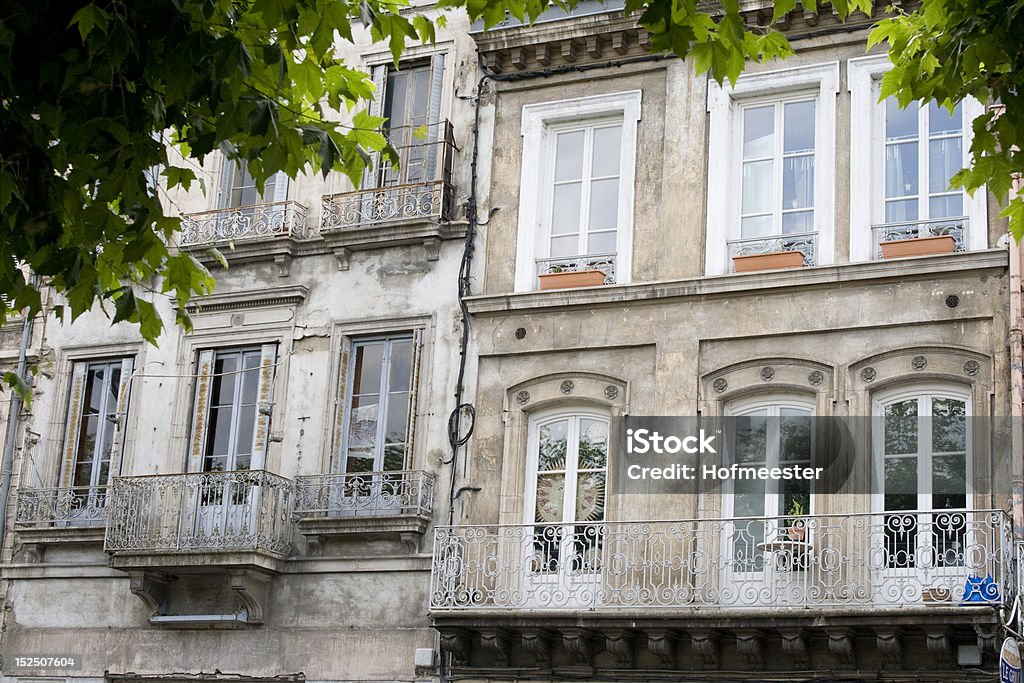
xmin=105 ymin=357 xmax=135 ymax=480
xmin=363 ymin=64 xmax=389 ymax=191
xmin=425 ymin=54 xmax=446 ymax=182
xmin=249 ymin=343 xmax=278 ymax=470
xmin=403 ymin=329 xmax=424 ymax=468
xmin=218 ymin=156 xmax=238 ymax=209
xmin=58 ymin=362 xmax=88 ymax=489
xmin=186 ymin=349 xmax=216 ymax=473
xmin=331 ymin=337 xmax=353 ymax=472
xmin=270 ymin=171 xmax=289 ymax=203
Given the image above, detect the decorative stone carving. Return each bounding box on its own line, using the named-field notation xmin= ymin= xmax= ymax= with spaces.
xmin=713 ymin=378 xmax=728 ymax=394
xmin=760 ymin=367 xmax=775 ymax=382
xmin=963 ymin=360 xmax=981 ymax=376
xmin=479 ymin=628 xmax=514 ymax=667
xmin=604 ymin=385 xmax=619 ymax=400
xmin=735 ymin=630 xmax=766 ymax=669
xmin=560 ymin=380 xmax=575 ymax=394
xmin=874 ymin=628 xmax=903 ymax=669
xmin=128 ymin=570 xmax=171 ymax=616
xmin=925 ymin=628 xmax=952 ymax=664
xmin=229 ymin=568 xmax=271 ymax=624
xmin=423 ymin=237 xmax=442 ymax=262
xmin=521 ymin=628 xmax=553 ymax=666
xmin=826 ymin=628 xmax=856 ymax=668
xmin=976 ymin=624 xmax=997 ymax=653
xmin=230 ymin=313 xmax=245 ymax=327
xmin=689 ymin=630 xmax=720 ymax=670
xmin=562 ymin=628 xmax=596 ymax=666
xmin=516 ymin=390 xmax=530 ymax=405
xmin=808 ymin=370 xmax=824 ymax=386
xmin=861 ymin=367 xmax=876 ymax=383
xmin=911 ymin=355 xmax=928 ymax=371
xmin=780 ymin=629 xmax=810 ymax=669
xmin=440 ymin=628 xmax=473 ymax=666
xmin=646 ymin=629 xmax=678 ymax=668
xmin=604 ymin=629 xmax=636 ymax=667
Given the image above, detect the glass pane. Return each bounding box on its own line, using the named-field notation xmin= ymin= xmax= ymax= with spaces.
xmin=554 ymin=131 xmax=585 ymax=182
xmin=929 ymin=101 xmax=962 ymax=136
xmin=734 ymin=479 xmax=766 ymax=515
xmin=345 ymin=454 xmax=375 ymax=473
xmin=733 ymin=413 xmax=767 ymax=464
xmin=206 ymin=407 xmax=233 ymax=457
xmin=783 ymin=155 xmax=814 ymax=210
xmin=85 ymin=368 xmax=104 ymax=412
xmin=885 ymin=97 xmax=918 ymax=141
xmin=743 ymin=106 xmax=774 ymax=159
xmin=204 ymin=454 xmax=229 ymax=472
xmin=353 ymin=343 xmax=384 ymax=395
xmin=234 ymin=406 xmax=255 ymax=456
xmin=782 ymin=211 xmax=814 ymax=234
xmin=240 ymin=353 xmax=261 ymax=405
xmin=551 ymin=183 xmax=582 ymax=235
xmin=932 ymin=453 xmax=967 ymax=509
xmin=576 ymin=472 xmax=605 ymax=522
xmin=780 ymin=409 xmax=812 ymax=462
xmin=741 ymin=160 xmax=773 ymax=214
xmin=347 ymin=395 xmax=379 ymax=449
xmin=388 ymin=340 xmax=413 ymax=392
xmin=591 ymin=125 xmax=622 ymax=177
xmin=885 ymin=142 xmax=918 ymax=198
xmin=929 ymin=137 xmax=962 ymax=194
xmin=588 ymin=178 xmax=619 ymax=231
xmin=884 ymin=457 xmax=917 ymax=510
xmin=385 ymin=392 xmax=410 ymax=444
xmin=211 ymin=355 xmax=238 ymax=405
xmin=741 ymin=215 xmax=772 ymax=238
xmin=587 ymin=230 xmax=616 ymax=255
xmin=578 ymin=419 xmax=608 ymax=469
xmin=929 ymin=194 xmax=964 ymax=219
xmin=550 ymin=235 xmax=579 ymax=258
xmin=538 ymin=420 xmax=568 ymax=471
xmin=885 ymin=198 xmax=919 ymax=223
xmin=783 ymin=100 xmax=815 ymax=154
xmin=884 ymin=400 xmax=918 ymax=455
xmin=383 ymin=444 xmax=405 ymax=471
xmin=535 ymin=473 xmax=565 ymax=523
xmin=932 ymin=398 xmax=966 ymax=452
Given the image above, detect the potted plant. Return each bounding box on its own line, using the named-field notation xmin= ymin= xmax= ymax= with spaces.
xmin=880 ymin=234 xmax=956 ymax=259
xmin=732 ymin=250 xmax=806 ymax=273
xmin=784 ymin=498 xmax=807 ymax=542
xmin=538 ymin=265 xmax=607 ymax=290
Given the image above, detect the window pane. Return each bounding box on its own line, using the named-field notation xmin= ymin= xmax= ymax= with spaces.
xmin=234 ymin=406 xmax=255 ymax=456
xmin=929 ymin=194 xmax=963 ymax=219
xmin=353 ymin=343 xmax=383 ymax=395
xmin=741 ymin=160 xmax=773 ymax=214
xmin=578 ymin=419 xmax=608 ymax=469
xmin=591 ymin=125 xmax=622 ymax=177
xmin=348 ymin=395 xmax=379 ymax=449
xmin=588 ymin=178 xmax=619 ymax=231
xmin=743 ymin=106 xmax=774 ymax=159
xmin=741 ymin=215 xmax=772 ymax=238
xmin=885 ymin=142 xmax=918 ymax=198
xmin=535 ymin=473 xmax=565 ymax=522
xmin=240 ymin=353 xmax=261 ymax=405
xmin=206 ymin=407 xmax=233 ymax=456
xmin=554 ymin=131 xmax=585 ymax=182
xmin=385 ymin=392 xmax=410 ymax=444
xmin=780 ymin=409 xmax=811 ymax=462
xmin=587 ymin=231 xmax=616 ymax=255
xmin=782 ymin=211 xmax=814 ymax=234
xmin=884 ymin=457 xmax=917 ymax=510
xmin=211 ymin=355 xmax=238 ymax=405
xmin=932 ymin=398 xmax=966 ymax=453
xmin=550 ymin=235 xmax=579 ymax=258
xmin=885 ymin=97 xmax=918 ymax=141
xmin=783 ymin=101 xmax=815 ymax=154
xmin=576 ymin=472 xmax=605 ymax=522
xmin=929 ymin=137 xmax=962 ymax=194
xmin=85 ymin=367 xmax=104 ymax=412
xmin=929 ymin=101 xmax=962 ymax=136
xmin=551 ymin=183 xmax=582 ymax=236
xmin=388 ymin=340 xmax=413 ymax=392
xmin=885 ymin=198 xmax=919 ymax=223
xmin=885 ymin=400 xmax=918 ymax=455
xmin=932 ymin=453 xmax=967 ymax=509
xmin=782 ymin=155 xmax=814 ymax=210
xmin=538 ymin=420 xmax=568 ymax=471
xmin=734 ymin=480 xmax=766 ymax=515
xmin=733 ymin=413 xmax=767 ymax=463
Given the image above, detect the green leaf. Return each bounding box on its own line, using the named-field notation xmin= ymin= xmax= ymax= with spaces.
xmin=68 ymin=4 xmax=110 ymax=42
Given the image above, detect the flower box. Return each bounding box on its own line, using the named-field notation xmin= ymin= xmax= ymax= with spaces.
xmin=880 ymin=235 xmax=956 ymax=259
xmin=538 ymin=269 xmax=607 ymax=290
xmin=732 ymin=251 xmax=805 ymax=273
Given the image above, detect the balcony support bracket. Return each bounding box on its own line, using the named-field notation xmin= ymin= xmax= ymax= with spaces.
xmin=826 ymin=628 xmax=856 ymax=669
xmin=604 ymin=629 xmax=636 ymax=667
xmin=128 ymin=570 xmax=172 ymax=617
xmin=423 ymin=237 xmax=441 ymax=262
xmin=976 ymin=624 xmax=998 ymax=653
xmin=646 ymin=629 xmax=679 ymax=668
xmin=274 ymin=253 xmax=292 ymax=277
xmin=521 ymin=627 xmax=554 ymax=666
xmin=332 ymin=247 xmax=352 ymax=271
xmin=735 ymin=629 xmax=766 ymax=669
xmin=925 ymin=627 xmax=952 ymax=664
xmin=780 ymin=628 xmax=811 ymax=669
xmin=875 ymin=627 xmax=904 ymax=669
xmin=689 ymin=629 xmax=720 ymax=670
xmin=229 ymin=568 xmax=272 ymax=625
xmin=562 ymin=628 xmax=596 ymax=666
xmin=439 ymin=627 xmax=473 ymax=666
xmin=478 ymin=628 xmax=514 ymax=667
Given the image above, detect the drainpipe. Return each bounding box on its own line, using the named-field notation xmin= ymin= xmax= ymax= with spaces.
xmin=0 ymin=303 xmax=35 ymax=551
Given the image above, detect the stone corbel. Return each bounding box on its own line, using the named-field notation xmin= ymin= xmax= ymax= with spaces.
xmin=560 ymin=40 xmax=577 ymax=63
xmin=229 ymin=568 xmax=271 ymax=624
xmin=274 ymin=253 xmax=292 ymax=277
xmin=561 ymin=628 xmax=596 ymax=666
xmin=128 ymin=570 xmax=172 ymax=616
xmin=423 ymin=237 xmax=441 ymax=262
xmin=735 ymin=630 xmax=766 ymax=669
xmin=585 ymin=35 xmax=603 ymax=59
xmin=535 ymin=44 xmax=551 ymax=66
xmin=690 ymin=629 xmax=720 ymax=670
xmin=478 ymin=628 xmax=514 ymax=667
xmin=875 ymin=628 xmax=903 ymax=669
xmin=826 ymin=628 xmax=856 ymax=669
xmin=610 ymin=32 xmax=629 ymax=55
xmin=440 ymin=628 xmax=473 ymax=666
xmin=925 ymin=627 xmax=952 ymax=664
xmin=646 ymin=629 xmax=679 ymax=668
xmin=976 ymin=624 xmax=998 ymax=653
xmin=332 ymin=246 xmax=351 ymax=271
xmin=521 ymin=628 xmax=553 ymax=666
xmin=780 ymin=628 xmax=810 ymax=669
xmin=604 ymin=629 xmax=635 ymax=668
xmin=510 ymin=47 xmax=528 ymax=70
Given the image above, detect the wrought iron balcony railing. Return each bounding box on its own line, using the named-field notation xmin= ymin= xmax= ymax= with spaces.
xmin=179 ymin=201 xmax=313 ymax=247
xmin=321 ymin=120 xmax=456 ymax=230
xmin=294 ymin=470 xmax=435 ymax=518
xmin=872 ymin=216 xmax=968 ymax=259
xmin=535 ymin=253 xmax=617 ymax=285
xmin=727 ymin=231 xmax=817 ymax=270
xmin=430 ymin=510 xmax=1013 ymax=611
xmin=15 ymin=486 xmax=108 ymax=528
xmin=104 ymin=470 xmax=293 ymax=556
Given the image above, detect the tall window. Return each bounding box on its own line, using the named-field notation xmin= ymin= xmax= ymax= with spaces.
xmin=341 ymin=336 xmax=417 ymax=476
xmin=878 ymin=389 xmax=970 ymax=569
xmin=546 ymin=120 xmax=623 ymax=261
xmin=883 ymin=99 xmax=965 ymax=224
xmin=218 ymin=162 xmax=288 ymax=209
xmin=739 ymin=99 xmax=816 ymax=237
xmin=526 ymin=411 xmax=608 ymax=574
xmin=61 ymin=358 xmax=134 ymax=491
xmin=187 ymin=344 xmax=277 ymax=473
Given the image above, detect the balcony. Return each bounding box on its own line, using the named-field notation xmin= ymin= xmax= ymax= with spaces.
xmin=178 ymin=201 xmax=313 ymax=274
xmin=430 ymin=511 xmax=1012 ymax=672
xmin=535 ymin=253 xmax=616 ymax=290
xmin=14 ymin=486 xmax=108 ymax=553
xmin=873 ymin=217 xmax=967 ymax=259
xmin=294 ymin=470 xmax=435 ymax=551
xmin=104 ymin=470 xmax=294 ymax=572
xmin=727 ymin=231 xmax=817 ymax=273
xmin=319 ymin=121 xmax=462 ymax=269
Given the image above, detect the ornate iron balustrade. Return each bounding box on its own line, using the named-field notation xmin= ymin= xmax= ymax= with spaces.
xmin=321 ymin=121 xmax=456 ymax=229
xmin=294 ymin=470 xmax=435 ymax=518
xmin=727 ymin=231 xmax=817 ymax=270
xmin=872 ymin=217 xmax=967 ymax=259
xmin=104 ymin=470 xmax=293 ymax=556
xmin=430 ymin=510 xmax=1014 ymax=611
xmin=179 ymin=201 xmax=313 ymax=247
xmin=535 ymin=253 xmax=617 ymax=285
xmin=15 ymin=486 xmax=108 ymax=528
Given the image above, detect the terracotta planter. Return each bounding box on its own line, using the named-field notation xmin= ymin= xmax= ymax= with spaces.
xmin=538 ymin=269 xmax=606 ymax=290
xmin=786 ymin=525 xmax=806 ymax=542
xmin=732 ymin=251 xmax=805 ymax=273
xmin=880 ymin=235 xmax=956 ymax=259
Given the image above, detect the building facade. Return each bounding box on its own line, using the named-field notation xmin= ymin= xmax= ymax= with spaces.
xmin=1 ymin=2 xmax=1021 ymax=683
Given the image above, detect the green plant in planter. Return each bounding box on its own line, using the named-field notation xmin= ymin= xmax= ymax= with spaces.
xmin=785 ymin=497 xmax=808 ymax=541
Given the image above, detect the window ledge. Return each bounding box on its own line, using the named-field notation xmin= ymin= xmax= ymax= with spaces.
xmin=320 ymin=219 xmax=467 ymax=270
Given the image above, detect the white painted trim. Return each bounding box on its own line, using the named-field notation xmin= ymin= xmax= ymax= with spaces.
xmin=515 ymin=91 xmax=642 ymax=292
xmin=705 ymin=62 xmax=840 ymax=276
xmin=848 ymin=56 xmax=988 ymax=262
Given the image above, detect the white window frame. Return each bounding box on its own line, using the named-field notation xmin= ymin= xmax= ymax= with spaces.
xmin=848 ymin=55 xmax=987 ymax=262
xmin=515 ymin=91 xmax=642 ymax=292
xmin=706 ymin=62 xmax=839 ymax=276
